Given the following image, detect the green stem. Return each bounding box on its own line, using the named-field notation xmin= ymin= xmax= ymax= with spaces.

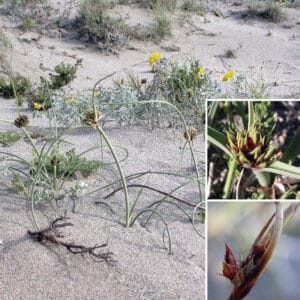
xmin=281 ymin=126 xmax=300 ymax=164
xmin=96 ymin=126 xmax=131 ymax=227
xmin=223 ymin=159 xmax=237 ymax=199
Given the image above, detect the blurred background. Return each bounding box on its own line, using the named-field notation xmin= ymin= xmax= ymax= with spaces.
xmin=208 ymin=202 xmax=300 ymax=300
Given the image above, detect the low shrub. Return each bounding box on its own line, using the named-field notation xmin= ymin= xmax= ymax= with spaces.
xmin=0 ymin=31 xmax=12 ymax=66
xmin=152 ymin=4 xmax=172 ymax=41
xmin=247 ymin=1 xmax=286 ymax=23
xmin=0 ymin=74 xmax=31 ymax=98
xmin=76 ymin=0 xmax=128 ymax=52
xmin=0 ymin=131 xmax=20 ymax=146
xmin=28 ymin=60 xmax=82 ymax=108
xmin=49 ymin=60 xmax=82 ymax=90
xmin=31 ymin=147 xmax=102 ymax=178
xmin=2 ymin=0 xmax=52 ymax=27
xmin=181 ymin=0 xmax=206 ymax=15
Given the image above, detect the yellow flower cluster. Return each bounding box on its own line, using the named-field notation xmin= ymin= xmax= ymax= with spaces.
xmin=65 ymin=97 xmax=79 ymax=105
xmin=33 ymin=103 xmax=43 ymax=110
xmin=195 ymin=67 xmax=205 ymax=80
xmin=148 ymin=52 xmax=161 ymax=67
xmin=222 ymin=69 xmax=235 ymax=82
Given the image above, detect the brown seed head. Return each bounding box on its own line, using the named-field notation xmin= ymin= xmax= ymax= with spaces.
xmin=14 ymin=114 xmax=29 ymax=128
xmin=83 ymin=109 xmax=102 ymax=129
xmin=184 ymin=127 xmax=197 ymax=142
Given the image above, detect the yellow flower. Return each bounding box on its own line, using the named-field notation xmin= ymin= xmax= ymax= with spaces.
xmin=199 ymin=67 xmax=205 ymax=74
xmin=33 ymin=103 xmax=43 ymax=110
xmin=93 ymin=91 xmax=100 ymax=97
xmin=195 ymin=67 xmax=205 ymax=80
xmin=222 ymin=69 xmax=236 ymax=82
xmin=148 ymin=52 xmax=161 ymax=67
xmin=65 ymin=97 xmax=79 ymax=105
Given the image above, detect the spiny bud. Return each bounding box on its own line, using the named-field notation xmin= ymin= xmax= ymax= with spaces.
xmin=223 ymin=243 xmax=238 ymax=281
xmin=226 ymin=121 xmax=280 ymax=170
xmin=14 ymin=114 xmax=29 ymax=128
xmin=184 ymin=127 xmax=197 ymax=142
xmin=82 ymin=109 xmax=102 ymax=129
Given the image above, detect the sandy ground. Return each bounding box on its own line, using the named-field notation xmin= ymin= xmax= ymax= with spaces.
xmin=0 ymin=94 xmax=205 ymax=299
xmin=0 ymin=1 xmax=299 ymax=97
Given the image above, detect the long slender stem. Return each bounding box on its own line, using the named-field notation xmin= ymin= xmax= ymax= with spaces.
xmin=96 ymin=126 xmax=131 ymax=227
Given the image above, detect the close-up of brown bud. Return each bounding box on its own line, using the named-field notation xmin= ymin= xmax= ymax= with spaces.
xmin=14 ymin=114 xmax=29 ymax=128
xmin=82 ymin=109 xmax=102 ymax=129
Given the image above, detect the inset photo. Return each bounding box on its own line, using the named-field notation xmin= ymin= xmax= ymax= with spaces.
xmin=207 ymin=100 xmax=300 ymax=199
xmin=208 ymin=202 xmax=300 ymax=300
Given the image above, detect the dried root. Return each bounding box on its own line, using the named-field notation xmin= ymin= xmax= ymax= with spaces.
xmin=28 ymin=217 xmax=115 ymax=265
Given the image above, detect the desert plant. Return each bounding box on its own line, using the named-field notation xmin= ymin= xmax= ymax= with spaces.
xmin=20 ymin=15 xmax=35 ymax=31
xmin=28 ymin=60 xmax=82 ymax=108
xmin=76 ymin=0 xmax=127 ymax=52
xmin=0 ymin=73 xmax=31 ymax=98
xmin=0 ymin=131 xmax=20 ymax=146
xmin=31 ymin=147 xmax=102 ymax=178
xmin=2 ymin=0 xmax=53 ymax=27
xmin=128 ymin=0 xmax=177 ymax=10
xmin=48 ymin=60 xmax=82 ymax=90
xmin=247 ymin=1 xmax=286 ymax=23
xmin=0 ymin=31 xmax=12 ymax=67
xmin=181 ymin=0 xmax=206 ymax=15
xmin=152 ymin=4 xmax=172 ymax=41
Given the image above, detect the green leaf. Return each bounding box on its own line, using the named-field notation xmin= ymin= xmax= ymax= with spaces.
xmin=262 ymin=161 xmax=300 ymax=180
xmin=208 ymin=101 xmax=219 ymax=126
xmin=281 ymin=126 xmax=300 ymax=164
xmin=207 ymin=126 xmax=232 ymax=158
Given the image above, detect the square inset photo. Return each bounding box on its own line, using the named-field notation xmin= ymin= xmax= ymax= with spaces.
xmin=207 ymin=100 xmax=300 ymax=200
xmin=207 ymin=202 xmax=300 ymax=300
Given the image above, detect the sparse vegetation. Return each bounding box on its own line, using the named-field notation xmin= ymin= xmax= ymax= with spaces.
xmin=181 ymin=0 xmax=206 ymax=15
xmin=152 ymin=4 xmax=172 ymax=41
xmin=0 ymin=73 xmax=31 ymax=98
xmin=247 ymin=1 xmax=286 ymax=23
xmin=0 ymin=131 xmax=20 ymax=146
xmin=31 ymin=147 xmax=102 ymax=178
xmin=0 ymin=31 xmax=12 ymax=66
xmin=1 ymin=0 xmax=52 ymax=27
xmin=75 ymin=0 xmax=128 ymax=53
